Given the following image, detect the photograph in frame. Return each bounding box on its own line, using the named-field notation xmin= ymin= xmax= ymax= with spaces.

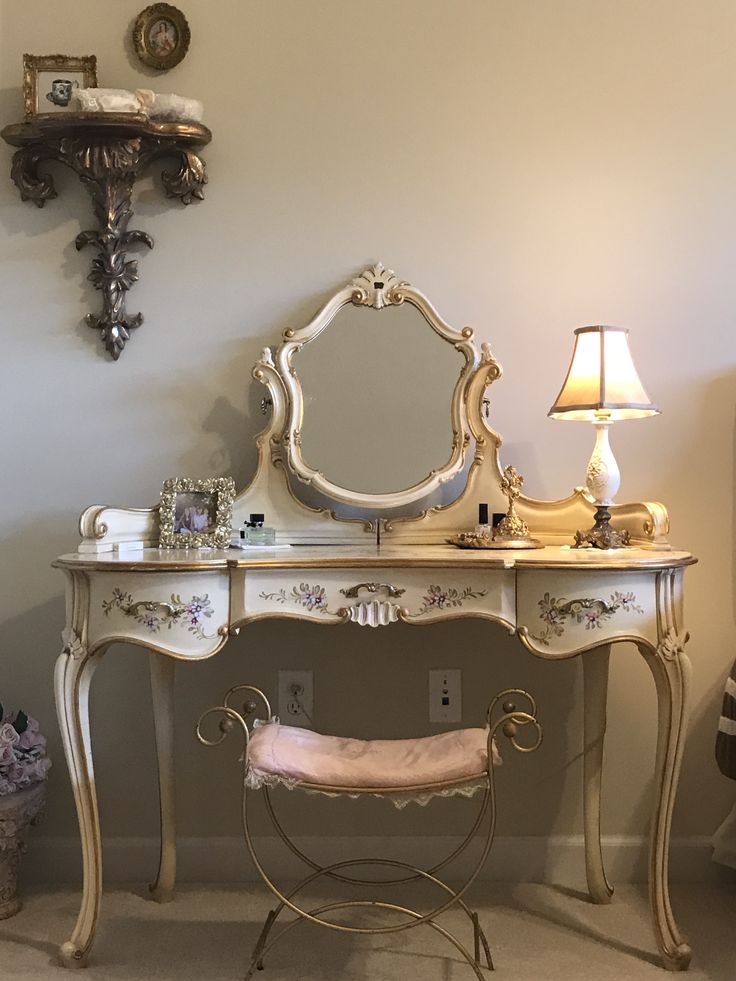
xmin=159 ymin=477 xmax=235 ymax=548
xmin=23 ymin=54 xmax=98 ymax=119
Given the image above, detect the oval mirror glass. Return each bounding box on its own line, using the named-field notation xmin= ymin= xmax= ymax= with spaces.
xmin=294 ymin=303 xmax=464 ymax=496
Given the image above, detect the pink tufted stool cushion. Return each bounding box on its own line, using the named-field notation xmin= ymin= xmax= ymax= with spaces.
xmin=247 ymin=722 xmax=501 ymax=799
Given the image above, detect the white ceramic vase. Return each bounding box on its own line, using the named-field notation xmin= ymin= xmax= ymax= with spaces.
xmin=0 ymin=782 xmax=46 ymax=919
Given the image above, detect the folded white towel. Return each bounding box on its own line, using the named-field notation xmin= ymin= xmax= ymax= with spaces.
xmin=72 ymin=88 xmax=204 ymax=123
xmin=73 ymin=88 xmax=145 ymax=113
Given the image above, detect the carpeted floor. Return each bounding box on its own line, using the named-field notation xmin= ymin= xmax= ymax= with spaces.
xmin=1 ymin=883 xmax=734 ymax=980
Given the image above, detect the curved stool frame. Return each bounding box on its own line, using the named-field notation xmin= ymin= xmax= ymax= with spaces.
xmin=197 ymin=686 xmax=542 ymax=978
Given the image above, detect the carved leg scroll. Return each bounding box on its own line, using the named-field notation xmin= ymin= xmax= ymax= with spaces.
xmin=582 ymin=645 xmax=614 ymax=904
xmin=160 ymin=149 xmax=207 ymax=204
xmin=54 ymin=633 xmax=104 ymax=968
xmin=10 ymin=144 xmax=58 ymax=207
xmin=637 ymin=631 xmax=692 ymax=971
xmin=149 ymin=653 xmax=177 ymax=903
xmin=74 ymin=156 xmax=154 ymax=361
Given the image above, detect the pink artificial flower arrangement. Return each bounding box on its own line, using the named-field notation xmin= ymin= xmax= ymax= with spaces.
xmin=0 ymin=704 xmax=51 ymax=797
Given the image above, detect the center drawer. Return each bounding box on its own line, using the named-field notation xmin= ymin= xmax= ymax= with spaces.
xmin=230 ymin=567 xmax=516 ymax=628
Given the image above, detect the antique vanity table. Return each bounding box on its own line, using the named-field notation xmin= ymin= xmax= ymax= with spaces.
xmin=54 ymin=265 xmax=695 ymax=971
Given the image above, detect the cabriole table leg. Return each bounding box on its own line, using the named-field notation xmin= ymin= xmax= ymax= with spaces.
xmin=582 ymin=644 xmax=614 ymax=904
xmin=637 ymin=638 xmax=692 ymax=971
xmin=149 ymin=653 xmax=177 ymax=903
xmin=54 ymin=642 xmax=105 ymax=968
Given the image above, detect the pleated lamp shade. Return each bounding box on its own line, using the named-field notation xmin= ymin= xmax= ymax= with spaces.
xmin=548 ymin=326 xmax=659 ymax=422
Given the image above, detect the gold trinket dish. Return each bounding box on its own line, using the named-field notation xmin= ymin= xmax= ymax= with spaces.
xmin=447 ymin=532 xmax=544 ymax=550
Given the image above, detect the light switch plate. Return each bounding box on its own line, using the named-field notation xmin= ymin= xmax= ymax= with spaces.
xmin=429 ymin=668 xmax=462 ymax=723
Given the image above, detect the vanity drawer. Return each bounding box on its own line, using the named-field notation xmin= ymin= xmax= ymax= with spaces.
xmin=232 ymin=567 xmax=516 ymax=628
xmin=516 ymin=569 xmax=659 ymax=655
xmin=88 ymin=569 xmax=230 ymax=657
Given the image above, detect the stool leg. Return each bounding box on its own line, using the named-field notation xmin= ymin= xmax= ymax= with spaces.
xmin=472 ymin=911 xmax=494 ymax=971
xmin=252 ymin=899 xmax=488 ymax=980
xmin=245 ymin=908 xmax=276 ymax=979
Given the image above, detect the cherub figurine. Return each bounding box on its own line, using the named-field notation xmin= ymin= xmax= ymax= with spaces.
xmin=496 ymin=465 xmax=530 ymax=540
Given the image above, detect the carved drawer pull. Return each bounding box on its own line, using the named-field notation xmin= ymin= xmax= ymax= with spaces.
xmin=345 ymin=600 xmax=401 ymax=627
xmin=101 ymin=589 xmax=217 ymax=641
xmin=339 ymin=582 xmax=406 ymax=599
xmin=124 ymin=600 xmax=178 ymax=617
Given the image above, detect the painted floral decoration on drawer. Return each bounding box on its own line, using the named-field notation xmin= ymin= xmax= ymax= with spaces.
xmin=533 ymin=591 xmax=644 ymax=645
xmin=419 ymin=584 xmax=488 ymax=613
xmin=102 ymin=588 xmax=216 ymax=640
xmin=258 ymin=583 xmax=329 ymax=613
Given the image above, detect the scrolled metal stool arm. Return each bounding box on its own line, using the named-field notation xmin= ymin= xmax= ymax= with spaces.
xmin=195 ymin=704 xmax=250 ymax=753
xmin=487 ymin=687 xmax=543 ymax=754
xmin=222 ymin=683 xmax=273 ymax=722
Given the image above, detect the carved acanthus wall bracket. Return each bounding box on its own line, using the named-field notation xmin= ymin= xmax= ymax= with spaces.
xmin=2 ymin=114 xmax=211 ymax=359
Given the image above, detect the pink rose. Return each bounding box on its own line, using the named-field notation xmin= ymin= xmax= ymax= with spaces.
xmin=0 ymin=743 xmax=15 ymax=768
xmin=30 ymin=758 xmax=51 ymax=781
xmin=6 ymin=762 xmax=23 ymax=783
xmin=0 ymin=722 xmax=19 ymax=747
xmin=14 ymin=769 xmax=31 ymax=789
xmin=18 ymin=730 xmax=46 ymax=752
xmin=0 ymin=777 xmax=17 ymax=796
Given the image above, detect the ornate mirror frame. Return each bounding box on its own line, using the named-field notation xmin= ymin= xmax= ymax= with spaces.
xmin=274 ymin=263 xmax=479 ymax=509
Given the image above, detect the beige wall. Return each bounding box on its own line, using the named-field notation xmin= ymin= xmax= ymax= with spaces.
xmin=1 ymin=0 xmax=735 ymax=860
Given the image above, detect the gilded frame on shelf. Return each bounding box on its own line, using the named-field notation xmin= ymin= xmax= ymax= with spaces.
xmin=23 ymin=53 xmax=98 ymax=119
xmin=159 ymin=476 xmax=235 ymax=549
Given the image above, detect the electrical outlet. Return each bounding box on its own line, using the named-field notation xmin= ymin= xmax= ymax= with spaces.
xmin=429 ymin=669 xmax=462 ymax=723
xmin=278 ymin=670 xmax=314 ymax=728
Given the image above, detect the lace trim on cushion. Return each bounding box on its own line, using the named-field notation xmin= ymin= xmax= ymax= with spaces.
xmin=252 ymin=716 xmax=280 ymax=729
xmin=243 ymin=768 xmax=488 ymax=809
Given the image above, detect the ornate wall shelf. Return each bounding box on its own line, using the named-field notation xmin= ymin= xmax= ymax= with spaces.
xmin=1 ymin=113 xmax=211 ymax=359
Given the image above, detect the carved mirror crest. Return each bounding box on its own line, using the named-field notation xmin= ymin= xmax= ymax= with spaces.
xmin=266 ymin=263 xmax=482 ymax=510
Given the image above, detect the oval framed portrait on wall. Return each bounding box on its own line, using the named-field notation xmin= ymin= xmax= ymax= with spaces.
xmin=133 ymin=3 xmax=190 ymax=71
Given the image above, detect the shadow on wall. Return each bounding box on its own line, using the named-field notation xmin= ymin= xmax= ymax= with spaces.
xmin=176 ymin=274 xmax=416 ymax=493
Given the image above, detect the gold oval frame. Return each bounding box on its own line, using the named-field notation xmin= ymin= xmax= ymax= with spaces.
xmin=132 ymin=3 xmax=191 ymax=71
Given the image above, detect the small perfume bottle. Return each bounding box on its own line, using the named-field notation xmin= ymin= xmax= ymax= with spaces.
xmin=243 ymin=513 xmax=276 ymax=546
xmin=474 ymin=503 xmax=491 ymax=539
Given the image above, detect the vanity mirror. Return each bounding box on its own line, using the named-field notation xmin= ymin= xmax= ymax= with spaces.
xmin=294 ymin=300 xmax=463 ymax=498
xmin=275 ymin=263 xmax=478 ymax=509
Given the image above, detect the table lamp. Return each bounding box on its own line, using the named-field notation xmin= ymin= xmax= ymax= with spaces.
xmin=548 ymin=325 xmax=659 ymax=549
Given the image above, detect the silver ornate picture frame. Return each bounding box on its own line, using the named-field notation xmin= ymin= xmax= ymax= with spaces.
xmin=159 ymin=477 xmax=235 ymax=548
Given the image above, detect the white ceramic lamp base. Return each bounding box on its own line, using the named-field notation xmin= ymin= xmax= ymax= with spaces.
xmin=574 ymin=422 xmax=631 ymax=549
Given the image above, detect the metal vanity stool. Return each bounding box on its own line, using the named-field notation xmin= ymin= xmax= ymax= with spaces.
xmin=196 ymin=685 xmax=543 ymax=978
